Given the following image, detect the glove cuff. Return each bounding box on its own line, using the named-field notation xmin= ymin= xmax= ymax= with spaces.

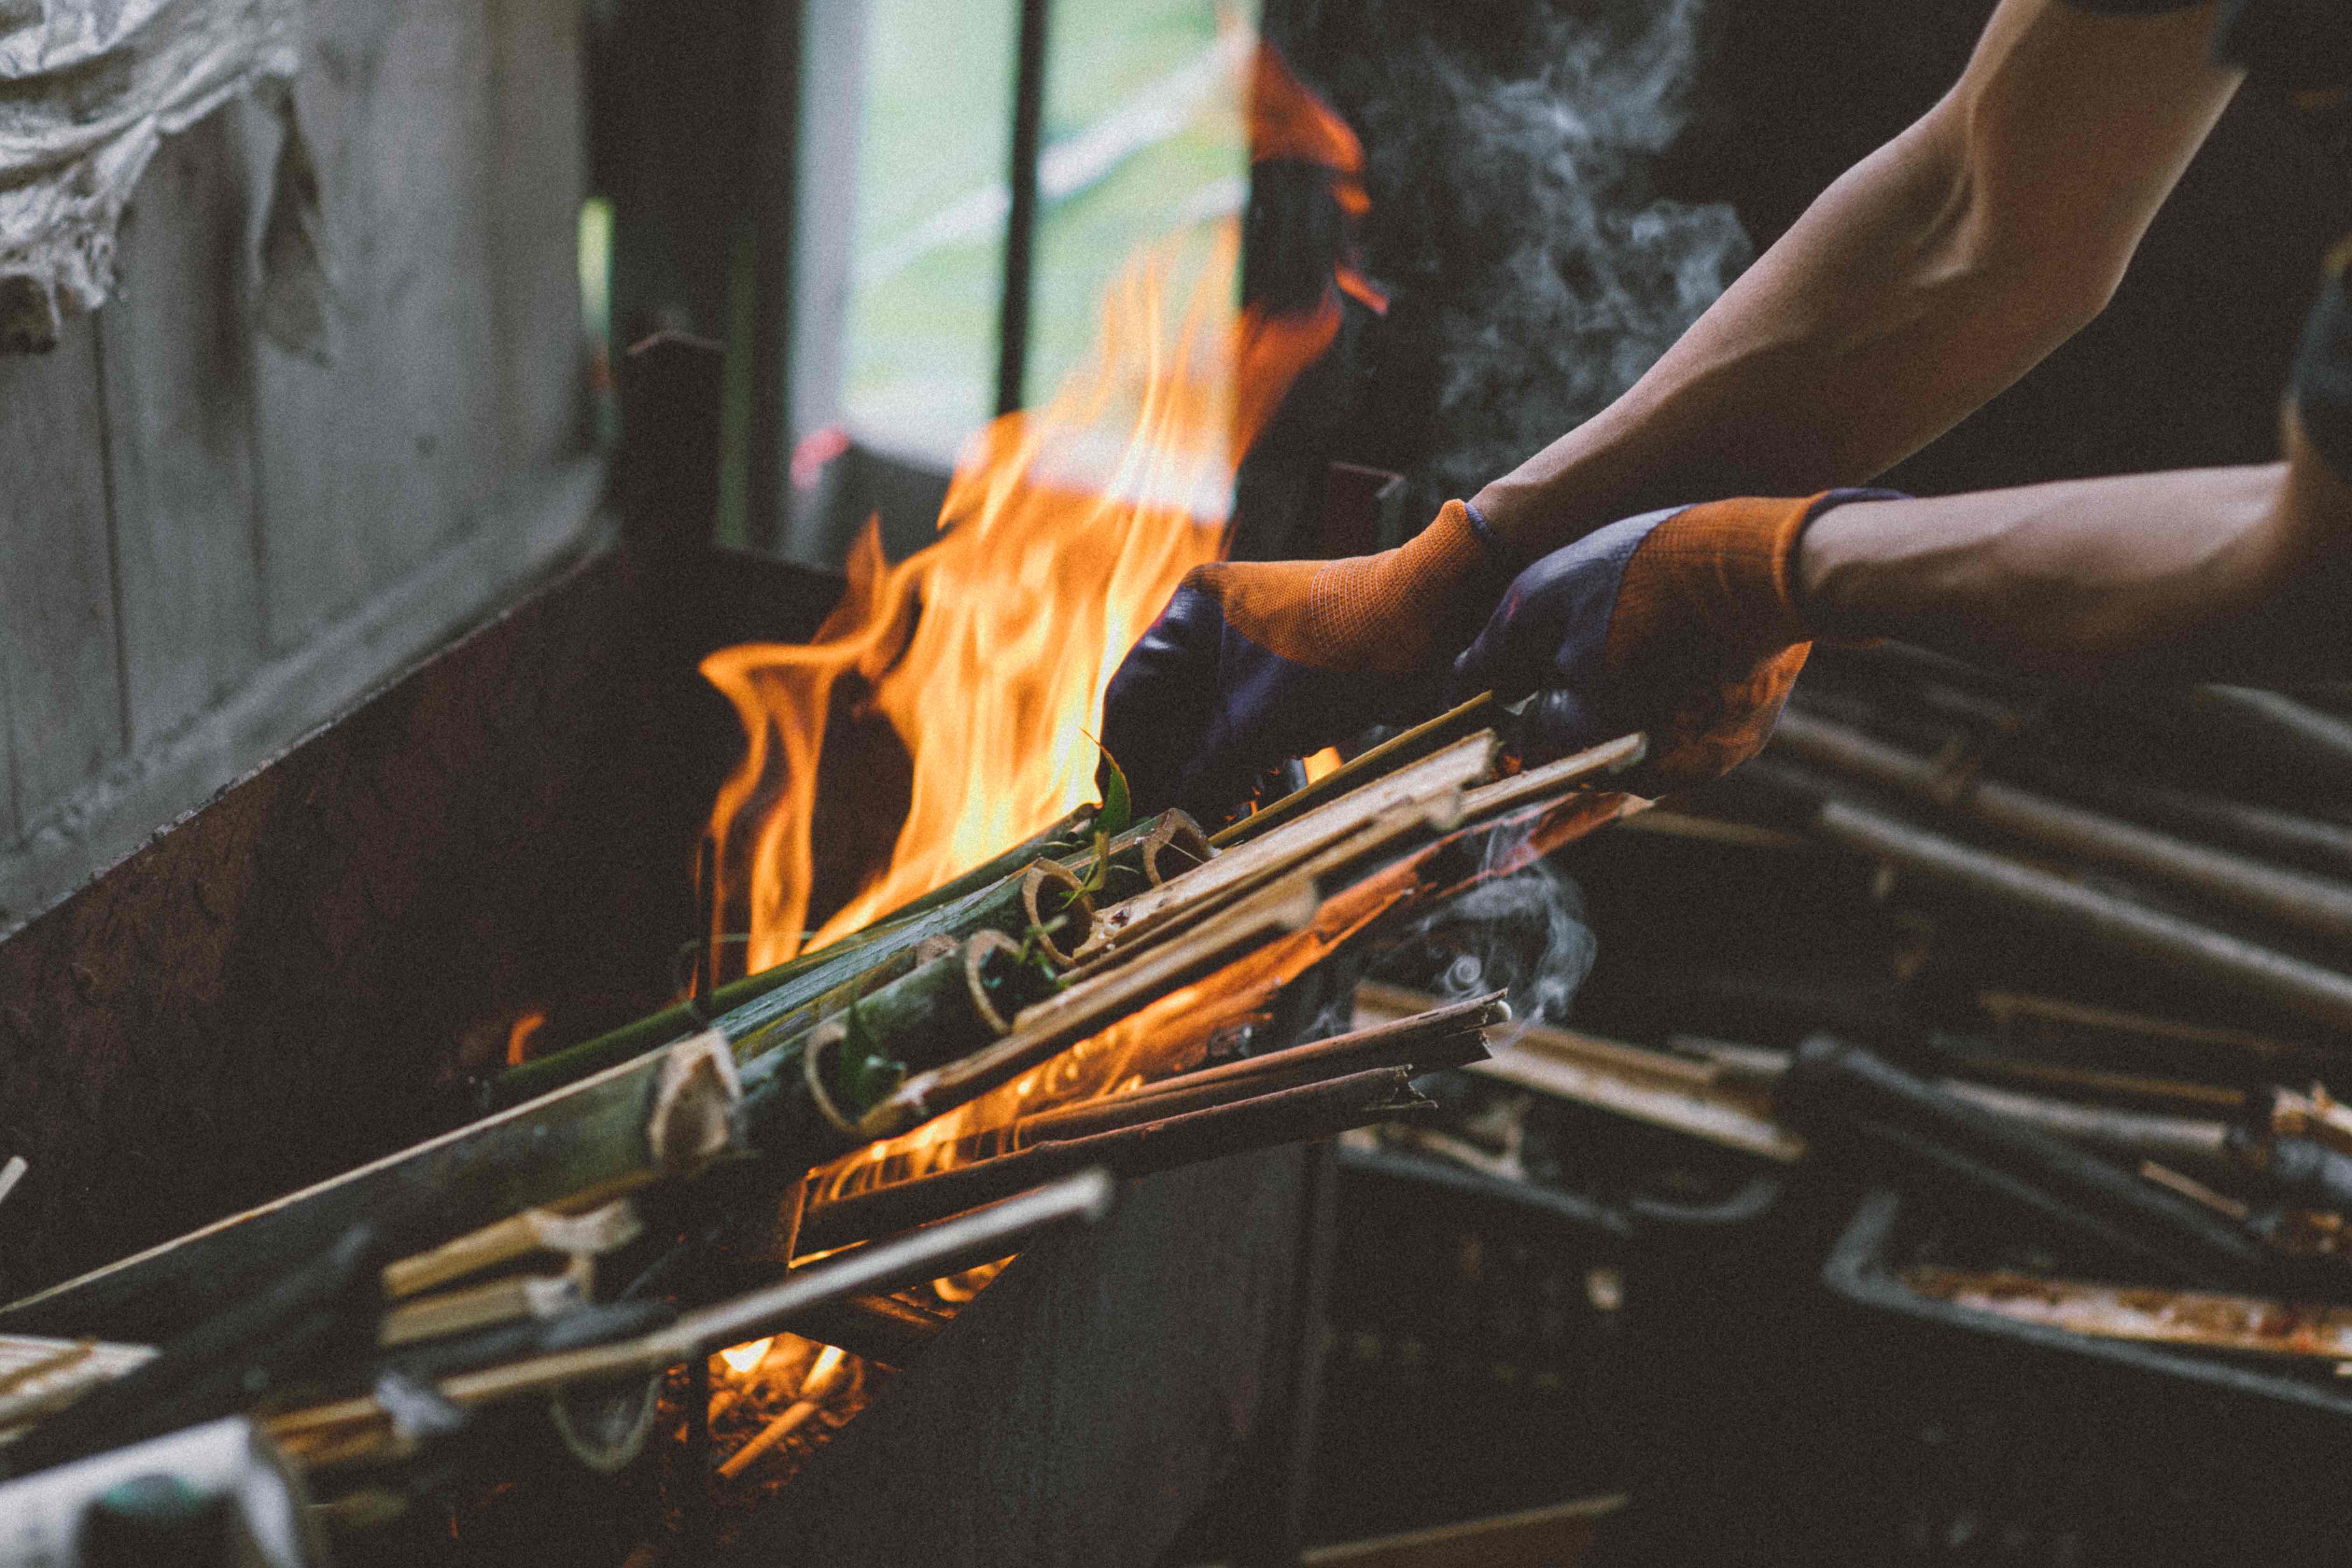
xmin=1605 ymin=490 xmax=1906 ymax=669
xmin=1605 ymin=495 xmax=1825 ymax=669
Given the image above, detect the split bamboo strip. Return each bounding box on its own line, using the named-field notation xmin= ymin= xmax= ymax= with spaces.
xmin=377 ymin=1273 xmax=581 ymax=1348
xmin=869 ymin=875 xmax=1324 ymax=1134
xmin=1210 ymin=692 xmax=1500 ymax=848
xmin=382 ymin=1199 xmax=641 ymax=1301
xmin=1454 ymin=733 xmax=1648 ymax=825
xmin=1081 ymin=734 xmax=1498 ymax=963
xmin=268 ymin=1169 xmax=1118 ymax=1470
xmin=1071 ymin=798 xmax=1459 ymax=980
xmin=800 ymin=1067 xmax=1427 ymax=1254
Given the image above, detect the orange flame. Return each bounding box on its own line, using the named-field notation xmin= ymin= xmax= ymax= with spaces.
xmin=702 ymin=44 xmax=1368 ymax=977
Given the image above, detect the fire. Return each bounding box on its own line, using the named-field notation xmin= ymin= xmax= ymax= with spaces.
xmin=701 ymin=41 xmax=1373 ymax=978
xmin=504 ymin=1010 xmax=546 ymax=1068
xmin=717 ymin=1337 xmax=774 ymax=1378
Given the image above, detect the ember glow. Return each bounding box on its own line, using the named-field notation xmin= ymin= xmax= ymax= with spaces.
xmin=702 ymin=42 xmax=1373 ymax=978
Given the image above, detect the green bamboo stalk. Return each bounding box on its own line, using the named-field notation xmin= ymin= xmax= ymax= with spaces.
xmin=487 ymin=810 xmax=1200 ymax=1107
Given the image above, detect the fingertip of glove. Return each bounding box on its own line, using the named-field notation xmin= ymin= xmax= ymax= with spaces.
xmin=1521 ymin=686 xmax=1608 ymax=764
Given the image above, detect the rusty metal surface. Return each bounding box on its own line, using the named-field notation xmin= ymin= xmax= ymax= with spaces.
xmin=0 ymin=542 xmax=846 ymax=1308
xmin=722 ymin=1147 xmax=1323 ymax=1568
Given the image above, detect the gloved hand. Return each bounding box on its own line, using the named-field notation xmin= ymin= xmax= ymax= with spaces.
xmin=1101 ymin=500 xmax=1511 ymax=816
xmin=1450 ymin=490 xmax=1900 ymax=790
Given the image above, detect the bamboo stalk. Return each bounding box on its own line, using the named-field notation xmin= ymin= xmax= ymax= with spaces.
xmin=0 ymin=1223 xmax=378 ymax=1480
xmin=1038 ymin=991 xmax=1508 ymax=1122
xmin=490 ymin=839 xmax=1105 ymax=1108
xmin=1082 ymin=734 xmax=1497 ymax=964
xmin=800 ymin=1066 xmax=1427 ymax=1254
xmin=0 ymin=1032 xmax=740 ymax=1347
xmin=1455 ymin=733 xmax=1647 ymax=825
xmin=1814 ymin=799 xmax=2352 ymax=1032
xmin=1210 ymin=693 xmax=1500 ymax=848
xmin=1777 ymin=709 xmax=2352 ymax=945
xmin=268 ymin=1169 xmax=1118 ymax=1470
xmin=868 ymin=875 xmax=1323 ymax=1135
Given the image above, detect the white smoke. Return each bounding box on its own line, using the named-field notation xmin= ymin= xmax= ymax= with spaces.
xmin=1352 ymin=0 xmax=1749 ymax=507
xmin=1372 ymin=856 xmax=1599 ymax=1029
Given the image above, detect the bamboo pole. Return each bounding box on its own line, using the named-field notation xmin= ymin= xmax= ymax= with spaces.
xmin=868 ymin=875 xmax=1323 ymax=1135
xmin=1777 ymin=709 xmax=2352 ymax=945
xmin=799 ymin=1067 xmax=1427 ymax=1256
xmin=1454 ymin=733 xmax=1648 ymax=825
xmin=0 ymin=1032 xmax=741 ymax=1347
xmin=267 ymin=1169 xmax=1118 ymax=1471
xmin=1814 ymin=799 xmax=2352 ymax=1032
xmin=1210 ymin=693 xmax=1499 ymax=848
xmin=1081 ymin=734 xmax=1497 ymax=965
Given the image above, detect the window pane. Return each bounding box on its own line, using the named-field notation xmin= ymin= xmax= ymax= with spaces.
xmin=1027 ymin=0 xmax=1252 ymax=408
xmin=842 ymin=0 xmax=1019 ymax=462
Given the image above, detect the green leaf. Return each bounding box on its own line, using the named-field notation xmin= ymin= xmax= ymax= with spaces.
xmin=1093 ymin=737 xmax=1133 ymax=839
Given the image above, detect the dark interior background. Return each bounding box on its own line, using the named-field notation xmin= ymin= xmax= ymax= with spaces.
xmin=1239 ymin=0 xmax=2350 ymax=554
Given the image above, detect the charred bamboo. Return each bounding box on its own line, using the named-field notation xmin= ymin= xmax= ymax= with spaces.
xmin=800 ymin=1065 xmax=1427 ymax=1254
xmin=1008 ymin=1009 xmax=1492 ymax=1148
xmin=1044 ymin=991 xmax=1507 ymax=1117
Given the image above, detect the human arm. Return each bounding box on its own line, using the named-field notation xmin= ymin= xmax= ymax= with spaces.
xmin=1472 ymin=0 xmax=2242 ymax=558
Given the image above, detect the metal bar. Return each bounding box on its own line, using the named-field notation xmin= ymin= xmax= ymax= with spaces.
xmin=995 ymin=0 xmax=1052 ymax=417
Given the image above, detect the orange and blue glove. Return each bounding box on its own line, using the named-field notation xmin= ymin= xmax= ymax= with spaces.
xmin=1449 ymin=490 xmax=1903 ymax=790
xmin=1101 ymin=500 xmax=1512 ymax=816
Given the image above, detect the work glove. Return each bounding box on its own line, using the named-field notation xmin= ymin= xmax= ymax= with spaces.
xmin=1101 ymin=500 xmax=1512 ymax=817
xmin=1449 ymin=490 xmax=1901 ymax=791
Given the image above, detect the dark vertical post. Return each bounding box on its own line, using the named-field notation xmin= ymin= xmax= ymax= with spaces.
xmin=747 ymin=0 xmax=807 ymax=553
xmin=995 ymin=0 xmax=1052 ymax=418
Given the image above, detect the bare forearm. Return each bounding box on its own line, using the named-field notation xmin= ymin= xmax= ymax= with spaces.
xmin=1797 ymin=412 xmax=2352 ymax=682
xmin=1471 ymin=0 xmax=2235 ymax=560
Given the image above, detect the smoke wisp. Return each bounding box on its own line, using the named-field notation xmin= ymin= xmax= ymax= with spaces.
xmin=1347 ymin=0 xmax=1749 ymax=510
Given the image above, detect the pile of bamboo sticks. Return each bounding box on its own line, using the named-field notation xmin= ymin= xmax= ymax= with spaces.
xmin=0 ymin=700 xmax=1652 ymax=1538
xmin=1365 ymin=647 xmax=2352 ymax=1372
